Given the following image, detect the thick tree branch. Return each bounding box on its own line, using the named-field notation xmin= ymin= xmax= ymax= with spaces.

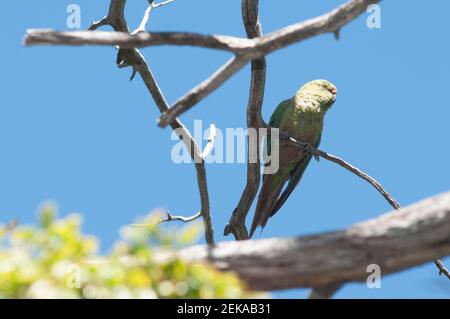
xmin=308 ymin=283 xmax=343 ymax=299
xmin=223 ymin=0 xmax=266 ymax=241
xmin=165 ymin=191 xmax=450 ymax=291
xmin=25 ymin=0 xmax=380 ymax=57
xmin=25 ymin=30 xmax=249 ymax=52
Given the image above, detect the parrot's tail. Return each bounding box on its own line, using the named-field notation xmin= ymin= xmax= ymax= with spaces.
xmin=249 ymin=175 xmax=284 ymax=238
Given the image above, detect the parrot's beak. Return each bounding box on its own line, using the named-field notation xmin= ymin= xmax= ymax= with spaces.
xmin=328 ymin=87 xmax=337 ymax=102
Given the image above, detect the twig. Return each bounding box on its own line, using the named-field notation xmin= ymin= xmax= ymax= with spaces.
xmin=434 ymin=259 xmax=450 ymax=280
xmin=159 ymin=211 xmax=202 ymax=223
xmin=275 ymin=129 xmax=450 ymax=297
xmin=318 ymin=150 xmax=401 ymax=208
xmin=152 ymin=0 xmax=177 ymax=9
xmin=279 ymin=130 xmax=401 ymax=209
xmin=2 ymin=219 xmax=19 ymax=232
xmin=133 ymin=0 xmax=177 ymax=34
xmin=88 ymin=0 xmax=129 ymax=32
xmin=88 ymin=17 xmax=110 ymax=31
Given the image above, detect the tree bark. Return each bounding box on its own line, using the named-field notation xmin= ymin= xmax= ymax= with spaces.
xmin=165 ymin=191 xmax=450 ymax=291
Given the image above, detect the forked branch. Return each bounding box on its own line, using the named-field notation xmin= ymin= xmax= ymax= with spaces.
xmin=24 ymin=0 xmax=381 ymax=127
xmin=86 ymin=0 xmax=215 ymax=245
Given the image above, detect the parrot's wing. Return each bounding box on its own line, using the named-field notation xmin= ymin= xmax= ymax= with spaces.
xmin=266 ymin=98 xmax=292 ymax=156
xmin=269 ymin=98 xmax=292 ymax=127
xmin=269 ymin=138 xmax=320 ymax=217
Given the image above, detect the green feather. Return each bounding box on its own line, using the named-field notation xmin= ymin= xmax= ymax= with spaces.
xmin=266 ymin=98 xmax=292 ymax=157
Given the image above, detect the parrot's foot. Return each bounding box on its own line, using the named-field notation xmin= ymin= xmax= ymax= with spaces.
xmin=303 ymin=143 xmax=321 ymax=162
xmin=278 ymin=130 xmax=291 ymax=143
xmin=279 ymin=130 xmax=321 ymax=161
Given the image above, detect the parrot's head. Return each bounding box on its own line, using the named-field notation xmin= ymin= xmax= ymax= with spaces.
xmin=298 ymin=79 xmax=337 ymax=111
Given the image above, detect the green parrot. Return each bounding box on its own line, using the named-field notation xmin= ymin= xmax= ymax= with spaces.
xmin=249 ymin=79 xmax=337 ymax=237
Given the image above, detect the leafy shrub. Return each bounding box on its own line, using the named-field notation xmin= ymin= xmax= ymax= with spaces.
xmin=0 ymin=202 xmax=258 ymax=299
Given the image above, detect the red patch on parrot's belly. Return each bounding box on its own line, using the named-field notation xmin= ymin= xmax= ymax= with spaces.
xmin=278 ymin=133 xmax=317 ymax=166
xmin=295 ymin=132 xmax=317 ymax=144
xmin=278 ymin=142 xmax=306 ymax=167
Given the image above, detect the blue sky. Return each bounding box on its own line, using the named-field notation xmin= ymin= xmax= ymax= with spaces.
xmin=1 ymin=1 xmax=449 ymax=298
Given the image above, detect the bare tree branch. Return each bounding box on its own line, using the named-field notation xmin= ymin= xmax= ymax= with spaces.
xmin=85 ymin=0 xmax=215 ymax=245
xmin=88 ymin=18 xmax=110 ymax=31
xmin=434 ymin=259 xmax=450 ymax=280
xmin=279 ymin=131 xmax=401 ymax=210
xmin=88 ymin=0 xmax=128 ymax=32
xmin=223 ymin=0 xmax=266 ymax=241
xmin=135 ymin=44 xmax=216 ymax=247
xmin=24 ymin=29 xmax=250 ymax=52
xmin=200 ymin=123 xmax=217 ymax=159
xmin=134 ymin=41 xmax=216 ymax=248
xmin=26 ymin=0 xmax=380 ymax=58
xmin=159 ymin=211 xmax=202 ymax=223
xmin=24 ymin=0 xmax=380 ymax=126
xmin=157 ymin=56 xmax=248 ymax=128
xmin=160 ymin=191 xmax=450 ymax=291
xmin=277 ymin=130 xmax=449 ymax=297
xmin=152 ymin=0 xmax=177 ymax=8
xmin=308 ymin=283 xmax=343 ymax=299
xmin=133 ymin=0 xmax=177 ymax=34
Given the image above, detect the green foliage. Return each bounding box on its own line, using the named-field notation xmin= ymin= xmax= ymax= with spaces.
xmin=0 ymin=203 xmax=258 ymax=299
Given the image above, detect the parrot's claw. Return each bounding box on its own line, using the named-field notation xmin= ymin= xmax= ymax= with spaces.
xmin=279 ymin=130 xmax=321 ymax=161
xmin=279 ymin=130 xmax=292 ymax=143
xmin=303 ymin=143 xmax=321 ymax=162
